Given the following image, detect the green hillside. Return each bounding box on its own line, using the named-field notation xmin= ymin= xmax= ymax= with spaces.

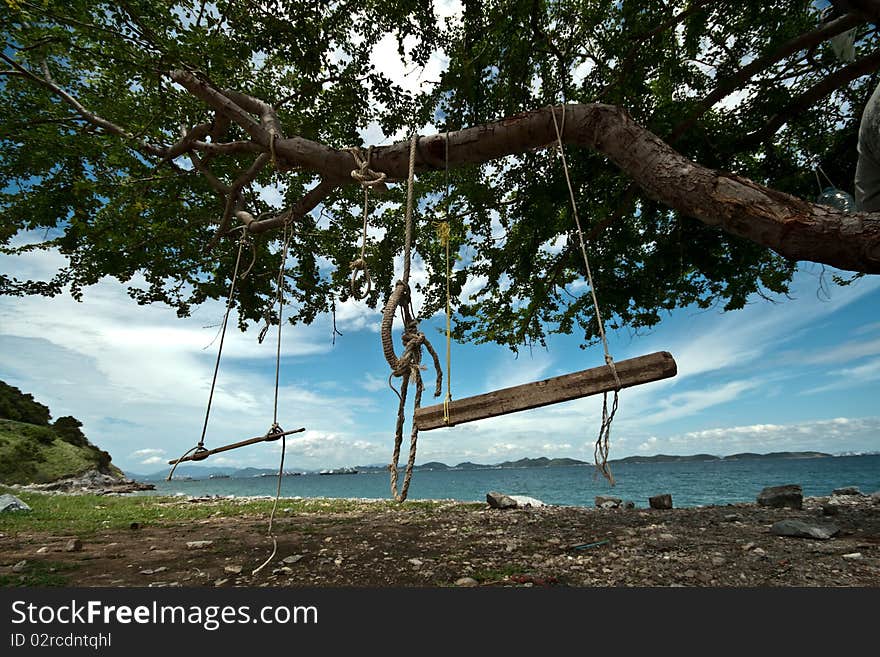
xmin=0 ymin=419 xmax=121 ymax=484
xmin=0 ymin=381 xmax=121 ymax=485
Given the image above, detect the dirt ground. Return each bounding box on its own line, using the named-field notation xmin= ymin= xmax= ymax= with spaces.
xmin=2 ymin=495 xmax=879 ymax=587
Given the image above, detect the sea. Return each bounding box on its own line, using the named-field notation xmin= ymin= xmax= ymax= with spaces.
xmin=145 ymin=454 xmax=880 ymax=508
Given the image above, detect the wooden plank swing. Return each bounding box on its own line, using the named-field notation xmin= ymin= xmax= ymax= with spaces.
xmin=414 ymin=351 xmax=677 ymax=431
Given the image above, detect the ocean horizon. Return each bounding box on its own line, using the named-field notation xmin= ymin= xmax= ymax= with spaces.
xmin=142 ymin=453 xmax=880 ymax=508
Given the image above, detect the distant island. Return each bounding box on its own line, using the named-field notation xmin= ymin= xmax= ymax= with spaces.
xmin=134 ymin=451 xmax=842 ymax=480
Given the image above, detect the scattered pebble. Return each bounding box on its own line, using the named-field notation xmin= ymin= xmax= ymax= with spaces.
xmin=455 ymin=577 xmax=478 ymax=587
xmin=65 ymin=538 xmax=82 ymax=552
xmin=12 ymin=560 xmax=27 ymax=573
xmin=214 ymin=578 xmax=229 ymax=587
xmin=186 ymin=540 xmax=214 ymax=549
xmin=408 ymin=558 xmax=423 ymax=567
xmin=842 ymin=553 xmax=863 ymax=561
xmin=224 ymin=565 xmax=243 ymax=574
xmin=35 ymin=546 xmax=49 ymax=555
xmin=282 ymin=555 xmax=303 ymax=564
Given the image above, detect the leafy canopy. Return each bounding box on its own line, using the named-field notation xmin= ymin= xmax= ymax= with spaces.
xmin=1 ymin=1 xmax=877 ymax=350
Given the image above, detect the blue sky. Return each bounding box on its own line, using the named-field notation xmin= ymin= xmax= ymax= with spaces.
xmin=1 ymin=1 xmax=878 ymax=474
xmin=1 ymin=241 xmax=878 ymax=474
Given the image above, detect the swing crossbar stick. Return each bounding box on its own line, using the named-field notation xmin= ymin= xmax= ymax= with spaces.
xmin=414 ymin=351 xmax=677 ymax=431
xmin=168 ymin=428 xmax=306 ymax=465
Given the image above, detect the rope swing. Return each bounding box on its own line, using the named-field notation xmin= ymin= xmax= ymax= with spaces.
xmin=550 ymin=104 xmax=621 ymax=485
xmin=380 ymin=134 xmax=443 ymax=502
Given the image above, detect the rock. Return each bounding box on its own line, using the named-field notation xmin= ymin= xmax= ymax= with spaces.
xmin=595 ymin=496 xmax=622 ymax=508
xmin=711 ymin=556 xmax=726 ymax=567
xmin=35 ymin=547 xmax=49 ymax=555
xmin=214 ymin=578 xmax=229 ymax=587
xmin=658 ymin=533 xmax=675 ymax=541
xmin=0 ymin=494 xmax=31 ymax=513
xmin=832 ymin=486 xmax=862 ymax=496
xmin=454 ymin=577 xmax=479 ymax=587
xmin=12 ymin=560 xmax=27 ymax=573
xmin=822 ymin=503 xmax=840 ymax=516
xmin=724 ymin=514 xmax=743 ymax=522
xmin=282 ymin=555 xmax=303 ymax=565
xmin=752 ymin=547 xmax=767 ymax=557
xmin=649 ymin=494 xmax=673 ymax=510
xmin=224 ymin=565 xmax=243 ymax=574
xmin=756 ymin=484 xmax=802 ymax=509
xmin=842 ymin=552 xmax=863 ymax=560
xmin=509 ymin=495 xmax=546 ymax=508
xmin=486 ymin=492 xmax=518 ymax=509
xmin=622 ymin=501 xmax=635 ymax=510
xmin=742 ymin=542 xmax=756 ymax=551
xmin=770 ymin=519 xmax=839 ymax=540
xmin=65 ymin=538 xmax=82 ymax=552
xmin=408 ymin=558 xmax=423 ymax=567
xmin=139 ymin=567 xmax=168 ymax=575
xmin=186 ymin=540 xmax=214 ymax=549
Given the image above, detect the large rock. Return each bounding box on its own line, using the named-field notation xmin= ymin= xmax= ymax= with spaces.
xmin=832 ymin=486 xmax=862 ymax=496
xmin=770 ymin=519 xmax=839 ymax=540
xmin=508 ymin=495 xmax=546 ymax=508
xmin=595 ymin=496 xmax=622 ymax=508
xmin=0 ymin=494 xmax=31 ymax=513
xmin=757 ymin=484 xmax=803 ymax=509
xmin=486 ymin=492 xmax=518 ymax=509
xmin=649 ymin=494 xmax=673 ymax=510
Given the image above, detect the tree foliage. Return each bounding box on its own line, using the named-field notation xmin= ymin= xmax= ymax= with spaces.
xmin=0 ymin=380 xmax=51 ymax=425
xmin=1 ymin=0 xmax=878 ymax=351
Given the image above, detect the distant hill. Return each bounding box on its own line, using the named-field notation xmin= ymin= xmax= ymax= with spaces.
xmin=612 ymin=453 xmax=721 ymax=464
xmin=133 ymin=450 xmax=839 ymax=480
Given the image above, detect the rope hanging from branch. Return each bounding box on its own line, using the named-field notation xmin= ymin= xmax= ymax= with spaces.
xmin=253 ymin=218 xmax=294 ymax=576
xmin=167 ymin=229 xmax=249 ymax=480
xmin=550 ymin=104 xmax=621 ymax=485
xmin=380 ymin=134 xmax=442 ymax=502
xmin=346 ymin=146 xmax=387 ymax=300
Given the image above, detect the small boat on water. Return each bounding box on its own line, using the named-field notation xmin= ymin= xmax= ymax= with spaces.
xmin=209 ymin=474 xmax=230 ymax=479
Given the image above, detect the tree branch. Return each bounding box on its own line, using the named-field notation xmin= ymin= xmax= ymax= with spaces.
xmin=667 ymin=11 xmax=865 ymax=142
xmin=0 ymin=50 xmax=166 ymax=157
xmin=744 ymin=49 xmax=880 ymax=146
xmin=246 ymin=179 xmax=338 ymax=234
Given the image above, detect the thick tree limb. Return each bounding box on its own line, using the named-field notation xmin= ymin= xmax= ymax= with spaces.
xmin=344 ymin=105 xmax=879 ymax=274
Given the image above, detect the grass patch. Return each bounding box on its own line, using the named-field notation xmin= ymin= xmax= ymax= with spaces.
xmin=0 ymin=561 xmax=77 ymax=587
xmin=0 ymin=487 xmax=464 ymax=537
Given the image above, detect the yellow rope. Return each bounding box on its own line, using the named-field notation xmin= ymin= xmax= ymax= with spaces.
xmin=435 ymin=219 xmax=453 ymax=424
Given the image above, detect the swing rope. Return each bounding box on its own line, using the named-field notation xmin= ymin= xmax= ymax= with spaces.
xmin=168 ymin=229 xmax=248 ymax=481
xmin=382 ymin=133 xmax=442 ymax=502
xmin=347 ymin=146 xmax=386 ymax=300
xmin=253 ymin=218 xmax=294 ymax=576
xmin=438 ymin=131 xmax=454 ymax=424
xmin=550 ymin=104 xmax=620 ymax=485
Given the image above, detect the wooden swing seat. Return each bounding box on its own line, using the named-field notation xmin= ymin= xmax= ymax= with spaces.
xmin=413 ymin=351 xmax=676 ymax=431
xmin=168 ymin=427 xmax=306 ymax=465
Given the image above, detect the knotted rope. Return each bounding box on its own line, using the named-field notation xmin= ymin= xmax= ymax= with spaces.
xmin=346 ymin=146 xmax=387 ymax=300
xmin=550 ymin=104 xmax=621 ymax=485
xmin=380 ymin=134 xmax=442 ymax=502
